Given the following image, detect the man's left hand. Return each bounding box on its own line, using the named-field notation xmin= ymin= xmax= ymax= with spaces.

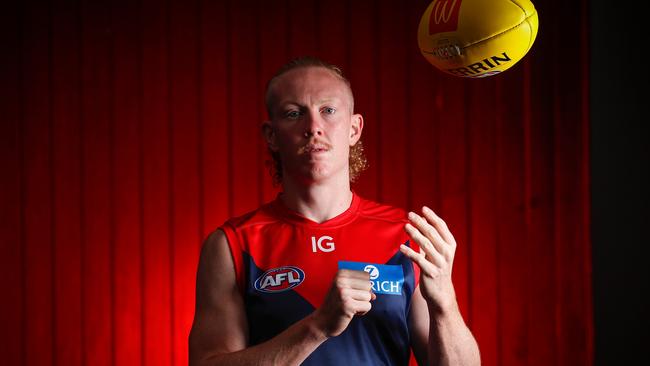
xmin=400 ymin=206 xmax=458 ymax=314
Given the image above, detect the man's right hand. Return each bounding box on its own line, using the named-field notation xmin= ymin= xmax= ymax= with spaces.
xmin=311 ymin=269 xmax=376 ymax=337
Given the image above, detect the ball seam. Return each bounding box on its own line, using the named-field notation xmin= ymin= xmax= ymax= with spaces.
xmin=461 ymin=10 xmax=537 ymax=50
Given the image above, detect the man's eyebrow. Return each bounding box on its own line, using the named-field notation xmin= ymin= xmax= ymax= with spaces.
xmin=316 ymin=97 xmax=342 ymax=104
xmin=277 ymin=101 xmax=302 ymax=108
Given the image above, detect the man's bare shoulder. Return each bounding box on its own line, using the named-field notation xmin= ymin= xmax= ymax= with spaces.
xmin=204 ymin=227 xmax=227 ymax=244
xmin=200 ymin=228 xmax=227 ymax=257
xmin=197 ymin=229 xmax=234 ymax=284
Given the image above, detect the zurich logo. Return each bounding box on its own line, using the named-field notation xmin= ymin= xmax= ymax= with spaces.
xmin=254 ymin=266 xmax=305 ymax=293
xmin=363 ymin=264 xmax=379 ymax=280
xmin=339 ymin=261 xmax=404 ymax=296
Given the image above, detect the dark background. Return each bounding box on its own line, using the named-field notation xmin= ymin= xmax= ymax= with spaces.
xmin=591 ymin=1 xmax=650 ymax=364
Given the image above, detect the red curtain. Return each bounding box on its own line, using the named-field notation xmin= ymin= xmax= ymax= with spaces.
xmin=0 ymin=0 xmax=592 ymax=365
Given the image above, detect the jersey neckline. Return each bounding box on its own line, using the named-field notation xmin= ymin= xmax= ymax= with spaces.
xmin=268 ymin=190 xmax=362 ymax=228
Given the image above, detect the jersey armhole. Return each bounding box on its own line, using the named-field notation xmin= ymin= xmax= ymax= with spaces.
xmin=219 ymin=224 xmax=245 ymax=296
xmin=413 ymin=261 xmax=421 ymax=289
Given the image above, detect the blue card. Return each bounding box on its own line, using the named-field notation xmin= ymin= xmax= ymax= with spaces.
xmin=338 ymin=261 xmax=404 ymax=296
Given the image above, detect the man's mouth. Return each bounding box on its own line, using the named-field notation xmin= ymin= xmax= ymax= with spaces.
xmin=299 ymin=143 xmax=331 ymax=154
xmin=305 ymin=146 xmax=328 ymax=153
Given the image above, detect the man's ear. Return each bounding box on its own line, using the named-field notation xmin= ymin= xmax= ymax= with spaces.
xmin=350 ymin=113 xmax=364 ymax=146
xmin=262 ymin=121 xmax=278 ymax=151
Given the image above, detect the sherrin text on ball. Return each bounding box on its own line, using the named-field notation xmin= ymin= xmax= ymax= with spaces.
xmin=418 ymin=0 xmax=539 ymax=78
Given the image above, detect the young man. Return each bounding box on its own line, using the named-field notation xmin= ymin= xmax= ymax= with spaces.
xmin=189 ymin=57 xmax=480 ymax=365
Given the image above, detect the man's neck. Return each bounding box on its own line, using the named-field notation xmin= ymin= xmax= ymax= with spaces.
xmin=280 ymin=177 xmax=353 ymax=224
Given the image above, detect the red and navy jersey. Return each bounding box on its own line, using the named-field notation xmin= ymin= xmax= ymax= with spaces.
xmin=220 ymin=191 xmax=420 ymax=365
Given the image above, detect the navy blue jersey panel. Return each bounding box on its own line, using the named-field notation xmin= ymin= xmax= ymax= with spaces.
xmin=302 ymin=314 xmax=410 ymax=366
xmin=243 ymin=252 xmax=316 ymax=345
xmin=240 ymin=240 xmax=417 ymax=364
xmin=388 ymin=240 xmax=416 ymax=316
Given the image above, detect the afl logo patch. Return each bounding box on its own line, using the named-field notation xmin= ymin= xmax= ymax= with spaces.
xmin=254 ymin=266 xmax=305 ymax=293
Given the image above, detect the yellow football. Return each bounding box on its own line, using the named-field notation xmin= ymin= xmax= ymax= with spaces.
xmin=418 ymin=0 xmax=539 ymax=78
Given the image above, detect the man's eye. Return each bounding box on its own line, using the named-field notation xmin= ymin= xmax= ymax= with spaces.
xmin=285 ymin=110 xmax=300 ymax=119
xmin=322 ymin=107 xmax=336 ymax=114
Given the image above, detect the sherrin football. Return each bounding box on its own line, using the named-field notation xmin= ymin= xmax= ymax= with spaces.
xmin=418 ymin=0 xmax=539 ymax=78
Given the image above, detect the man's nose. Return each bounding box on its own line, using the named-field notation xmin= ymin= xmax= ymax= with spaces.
xmin=303 ymin=110 xmax=324 ymax=137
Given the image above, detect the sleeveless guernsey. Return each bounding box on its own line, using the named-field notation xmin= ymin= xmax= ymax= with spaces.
xmin=220 ymin=192 xmax=420 ymax=365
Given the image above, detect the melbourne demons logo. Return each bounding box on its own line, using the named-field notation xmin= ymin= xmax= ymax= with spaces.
xmin=428 ymin=0 xmax=462 ymax=35
xmin=254 ymin=266 xmax=305 ymax=293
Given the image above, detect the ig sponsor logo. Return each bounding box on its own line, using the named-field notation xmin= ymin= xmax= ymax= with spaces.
xmin=311 ymin=235 xmax=335 ymax=253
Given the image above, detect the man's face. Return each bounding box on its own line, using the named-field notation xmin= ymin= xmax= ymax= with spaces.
xmin=264 ymin=66 xmax=363 ymax=184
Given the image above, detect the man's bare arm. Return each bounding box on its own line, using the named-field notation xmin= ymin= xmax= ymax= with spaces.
xmin=188 ymin=229 xmax=374 ymax=366
xmin=402 ymin=207 xmax=480 ymax=366
xmin=409 ymin=287 xmax=480 ymax=366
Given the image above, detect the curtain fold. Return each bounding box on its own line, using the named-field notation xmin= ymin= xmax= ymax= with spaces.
xmin=0 ymin=0 xmax=592 ymax=365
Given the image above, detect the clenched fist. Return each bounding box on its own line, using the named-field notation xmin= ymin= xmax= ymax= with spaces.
xmin=311 ymin=269 xmax=376 ymax=337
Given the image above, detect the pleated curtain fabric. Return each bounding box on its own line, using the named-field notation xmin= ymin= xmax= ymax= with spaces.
xmin=0 ymin=0 xmax=592 ymax=365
